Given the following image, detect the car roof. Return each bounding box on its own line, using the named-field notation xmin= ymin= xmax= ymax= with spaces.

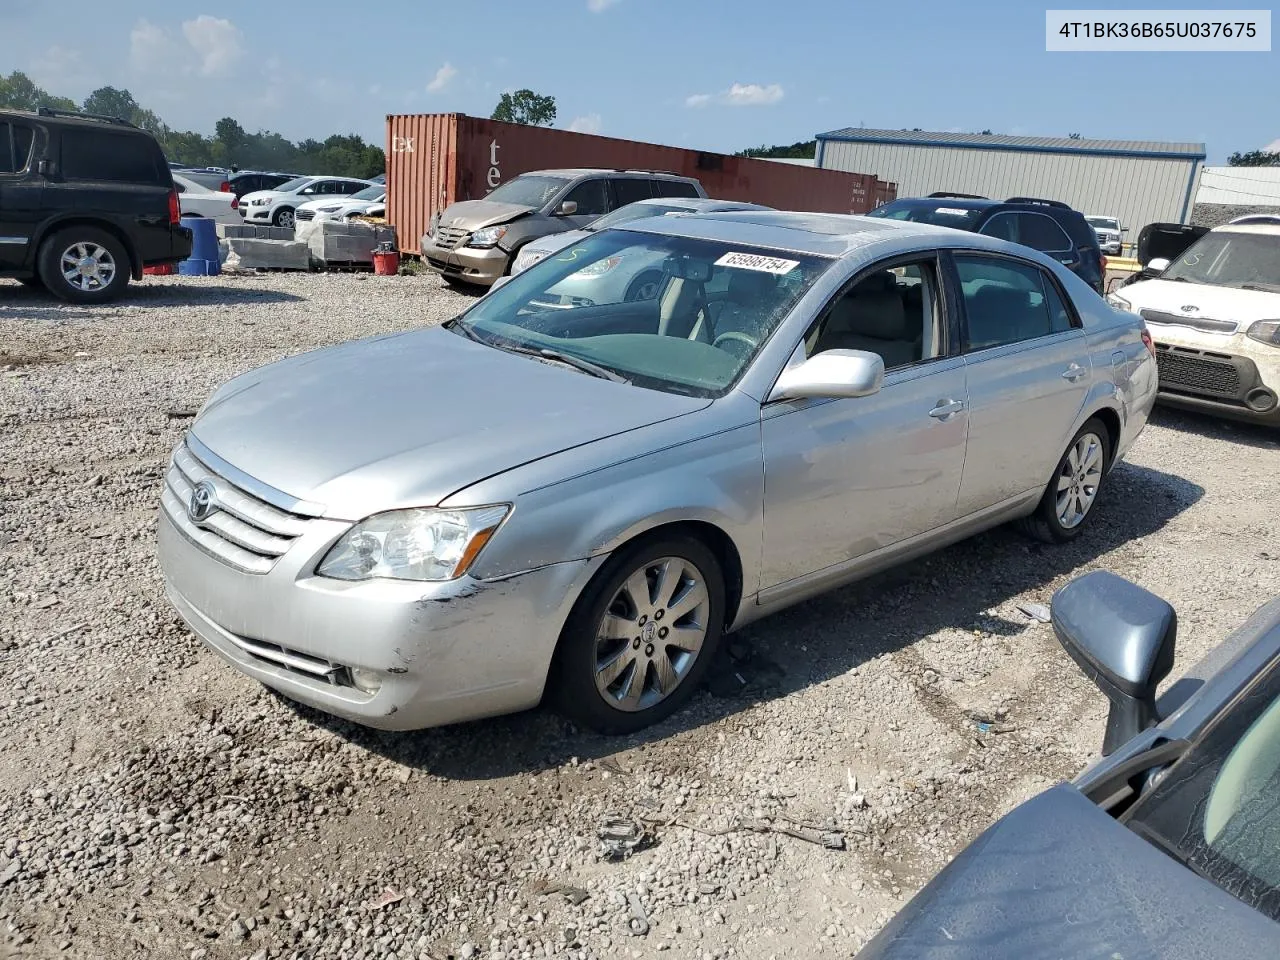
xmin=627 ymin=198 xmax=768 ymax=212
xmin=1214 ymin=222 xmax=1280 ymax=236
xmin=523 ymin=168 xmax=697 ymax=181
xmin=619 ymin=209 xmax=1004 ymax=258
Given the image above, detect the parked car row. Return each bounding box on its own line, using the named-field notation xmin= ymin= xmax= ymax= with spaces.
xmin=238 ymin=175 xmax=378 ymax=230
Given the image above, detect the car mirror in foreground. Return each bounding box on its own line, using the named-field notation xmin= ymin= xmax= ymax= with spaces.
xmin=555 ymin=200 xmax=579 ymax=217
xmin=1051 ymin=571 xmax=1177 ymax=756
xmin=1146 ymin=257 xmax=1170 ymax=274
xmin=768 ymin=349 xmax=885 ymax=403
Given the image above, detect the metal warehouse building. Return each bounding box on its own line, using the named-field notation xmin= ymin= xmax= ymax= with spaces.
xmin=815 ymin=128 xmax=1206 ymax=237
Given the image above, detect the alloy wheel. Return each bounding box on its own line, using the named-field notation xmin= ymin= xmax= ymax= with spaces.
xmin=60 ymin=242 xmax=117 ymax=293
xmin=1055 ymin=431 xmax=1104 ymax=529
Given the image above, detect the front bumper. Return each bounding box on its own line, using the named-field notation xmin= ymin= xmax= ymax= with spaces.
xmin=158 ymin=487 xmax=603 ymax=731
xmin=419 ymin=233 xmax=508 ymax=285
xmin=1151 ymin=337 xmax=1280 ymax=426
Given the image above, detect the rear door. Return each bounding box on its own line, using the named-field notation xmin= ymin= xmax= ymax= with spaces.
xmin=0 ymin=118 xmax=41 ymax=270
xmin=559 ymin=178 xmax=609 ymax=228
xmin=950 ymin=252 xmax=1091 ymax=515
xmin=610 ymin=177 xmax=655 ymax=211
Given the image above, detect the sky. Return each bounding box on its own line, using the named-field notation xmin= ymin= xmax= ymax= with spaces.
xmin=1 ymin=0 xmax=1276 ymax=163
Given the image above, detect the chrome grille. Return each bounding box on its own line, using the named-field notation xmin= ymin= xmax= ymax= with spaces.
xmin=434 ymin=225 xmax=470 ymax=249
xmin=294 ymin=208 xmax=316 ymax=221
xmin=1154 ymin=344 xmax=1242 ymax=399
xmin=161 ymin=442 xmax=310 ymax=574
xmin=1141 ymin=309 xmax=1238 ymax=335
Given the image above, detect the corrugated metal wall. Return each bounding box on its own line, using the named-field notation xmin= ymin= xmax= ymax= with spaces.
xmin=387 ymin=114 xmax=897 ymax=254
xmin=819 ymin=140 xmax=1202 ymax=237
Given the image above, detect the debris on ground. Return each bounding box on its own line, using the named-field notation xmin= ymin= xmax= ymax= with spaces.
xmin=366 ymin=887 xmax=403 ymax=910
xmin=626 ymin=894 xmax=650 ymax=936
xmin=1017 ymin=602 xmax=1052 ymax=623
xmin=597 ymin=815 xmax=651 ymax=862
xmin=530 ymin=879 xmax=591 ymax=906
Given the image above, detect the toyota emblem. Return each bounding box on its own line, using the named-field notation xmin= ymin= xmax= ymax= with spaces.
xmin=188 ymin=480 xmax=218 ymax=524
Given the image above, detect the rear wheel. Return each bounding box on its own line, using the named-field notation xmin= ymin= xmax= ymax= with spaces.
xmin=1018 ymin=418 xmax=1111 ymax=543
xmin=553 ymin=535 xmax=725 ymax=734
xmin=38 ymin=228 xmax=130 ymax=304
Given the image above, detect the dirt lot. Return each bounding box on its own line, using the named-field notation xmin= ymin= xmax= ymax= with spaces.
xmin=2 ymin=274 xmax=1278 ymax=960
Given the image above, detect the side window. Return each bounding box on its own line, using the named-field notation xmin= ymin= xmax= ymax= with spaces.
xmin=612 ymin=178 xmax=654 ymax=208
xmin=61 ymin=130 xmax=161 ymax=184
xmin=654 ymin=179 xmax=701 ymax=199
xmin=563 ymin=179 xmax=609 ymax=216
xmin=1017 ymin=214 xmax=1074 ymax=253
xmin=804 ymin=260 xmax=944 ymax=370
xmin=0 ymin=122 xmax=34 ymax=175
xmin=979 ymin=213 xmax=1019 ymax=242
xmin=1042 ymin=275 xmax=1077 ymax=333
xmin=956 ymin=255 xmax=1057 ymax=352
xmin=343 ymin=181 xmax=366 ymax=194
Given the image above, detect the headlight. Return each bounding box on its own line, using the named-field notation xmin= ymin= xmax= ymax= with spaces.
xmin=317 ymin=205 xmax=340 ymax=213
xmin=512 ymin=249 xmax=548 ymax=274
xmin=1107 ymin=293 xmax=1132 ymax=311
xmin=317 ymin=505 xmax=509 ymax=582
xmin=251 ymin=197 xmax=270 ymax=206
xmin=468 ymin=225 xmax=508 ymax=248
xmin=569 ymin=256 xmax=622 ymax=278
xmin=1246 ymin=320 xmax=1280 ymax=347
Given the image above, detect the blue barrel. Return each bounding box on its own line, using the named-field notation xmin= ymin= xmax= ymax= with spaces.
xmin=178 ymin=216 xmax=221 ymax=276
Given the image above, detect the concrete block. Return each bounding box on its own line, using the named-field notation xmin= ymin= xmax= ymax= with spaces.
xmin=223 ymin=238 xmax=312 ymax=272
xmin=217 ymin=223 xmax=296 ymax=241
xmin=299 ymin=218 xmax=396 ymax=264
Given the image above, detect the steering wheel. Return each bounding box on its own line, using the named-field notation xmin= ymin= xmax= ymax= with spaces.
xmin=711 ymin=330 xmax=759 ymax=351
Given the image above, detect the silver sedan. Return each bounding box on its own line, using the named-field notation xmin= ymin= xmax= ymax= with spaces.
xmin=157 ymin=211 xmax=1158 ymax=733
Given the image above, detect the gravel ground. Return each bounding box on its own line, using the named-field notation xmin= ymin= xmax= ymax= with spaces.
xmin=2 ymin=273 xmax=1278 ymax=960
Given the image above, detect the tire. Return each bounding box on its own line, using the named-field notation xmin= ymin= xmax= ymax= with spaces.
xmin=1017 ymin=418 xmax=1111 ymax=544
xmin=37 ymin=227 xmax=130 ymax=304
xmin=625 ymin=270 xmax=664 ymax=302
xmin=552 ymin=535 xmax=725 ymax=734
xmin=18 ymin=275 xmax=44 ymax=291
xmin=273 ymin=208 xmax=296 ymax=229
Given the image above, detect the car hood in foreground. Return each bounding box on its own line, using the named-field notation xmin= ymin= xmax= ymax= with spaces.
xmin=523 ymin=229 xmax=591 ymax=258
xmin=190 ymin=327 xmax=709 ymax=520
xmin=857 ymin=785 xmax=1279 ymax=960
xmin=436 ymin=199 xmax=535 ymax=231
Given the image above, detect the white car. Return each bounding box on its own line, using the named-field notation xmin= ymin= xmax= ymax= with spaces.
xmin=172 ymin=173 xmax=240 ymax=228
xmin=1086 ymin=215 xmax=1125 ymax=256
xmin=1108 ymin=217 xmax=1280 ymax=427
xmin=239 ymin=176 xmax=376 ymax=230
xmin=294 ymin=185 xmax=387 ymax=224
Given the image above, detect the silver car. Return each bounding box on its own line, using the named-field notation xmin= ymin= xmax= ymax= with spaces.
xmin=157 ymin=211 xmax=1158 ymax=734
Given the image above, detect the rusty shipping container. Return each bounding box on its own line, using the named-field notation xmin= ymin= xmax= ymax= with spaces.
xmin=386 ymin=114 xmax=896 ymax=255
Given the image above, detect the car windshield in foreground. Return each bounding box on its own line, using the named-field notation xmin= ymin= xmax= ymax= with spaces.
xmin=484 ymin=175 xmax=571 ymax=208
xmin=449 ymin=230 xmax=831 ymax=398
xmin=276 ymin=176 xmax=314 ymax=193
xmin=587 ymin=203 xmax=696 ymax=232
xmin=1163 ymin=231 xmax=1280 ymax=291
xmin=866 ymin=200 xmax=985 ymax=230
xmin=351 ymin=185 xmax=384 ymax=201
xmin=1087 ymin=217 xmax=1119 ymax=230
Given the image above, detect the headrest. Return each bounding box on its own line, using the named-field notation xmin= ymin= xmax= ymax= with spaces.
xmin=853 ymin=271 xmax=898 ymax=295
xmin=828 ymin=290 xmax=911 ymax=341
xmin=727 ymin=269 xmax=775 ymax=303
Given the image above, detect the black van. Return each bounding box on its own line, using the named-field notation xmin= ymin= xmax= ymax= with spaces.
xmin=0 ymin=107 xmax=192 ymax=303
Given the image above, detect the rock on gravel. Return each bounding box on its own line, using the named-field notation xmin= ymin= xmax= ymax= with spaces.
xmin=1 ymin=274 xmax=1278 ymax=958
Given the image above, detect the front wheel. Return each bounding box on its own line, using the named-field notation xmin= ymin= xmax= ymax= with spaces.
xmin=1018 ymin=418 xmax=1111 ymax=543
xmin=625 ymin=270 xmax=664 ymax=302
xmin=552 ymin=536 xmax=725 ymax=734
xmin=273 ymin=208 xmax=296 ymax=229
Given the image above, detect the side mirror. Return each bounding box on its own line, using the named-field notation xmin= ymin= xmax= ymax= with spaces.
xmin=1121 ymin=227 xmax=1130 ymax=234
xmin=555 ymin=200 xmax=579 ymax=217
xmin=37 ymin=159 xmax=53 ymax=177
xmin=768 ymin=349 xmax=885 ymax=402
xmin=1146 ymin=257 xmax=1170 ymax=274
xmin=1051 ymin=571 xmax=1177 ymax=756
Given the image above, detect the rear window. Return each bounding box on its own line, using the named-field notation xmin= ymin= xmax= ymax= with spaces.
xmin=867 ymin=199 xmax=985 ymax=230
xmin=61 ymin=129 xmax=163 ymax=184
xmin=653 ymin=179 xmax=701 ymax=199
xmin=0 ymin=122 xmax=35 ymax=175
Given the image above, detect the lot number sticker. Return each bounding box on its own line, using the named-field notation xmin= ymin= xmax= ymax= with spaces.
xmin=715 ymin=251 xmax=799 ymax=275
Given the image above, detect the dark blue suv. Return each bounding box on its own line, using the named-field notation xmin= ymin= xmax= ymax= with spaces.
xmin=867 ymin=194 xmax=1107 ymax=294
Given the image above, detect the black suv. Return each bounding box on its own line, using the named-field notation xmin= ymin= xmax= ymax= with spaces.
xmin=0 ymin=107 xmax=191 ymax=303
xmin=867 ymin=194 xmax=1107 ymax=294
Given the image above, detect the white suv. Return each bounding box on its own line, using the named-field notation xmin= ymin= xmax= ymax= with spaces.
xmin=1086 ymin=215 xmax=1125 ymax=256
xmin=239 ymin=176 xmax=375 ymax=230
xmin=1108 ymin=216 xmax=1280 ymax=427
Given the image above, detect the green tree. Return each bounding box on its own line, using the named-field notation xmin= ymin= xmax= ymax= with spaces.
xmin=736 ymin=139 xmax=817 ymax=159
xmin=1229 ymin=149 xmax=1280 ymax=167
xmin=0 ymin=71 xmax=77 ymax=111
xmin=491 ymin=89 xmax=557 ymax=127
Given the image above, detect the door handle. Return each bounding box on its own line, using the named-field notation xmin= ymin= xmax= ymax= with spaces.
xmin=1062 ymin=363 xmax=1088 ymax=382
xmin=929 ymin=398 xmax=966 ymax=419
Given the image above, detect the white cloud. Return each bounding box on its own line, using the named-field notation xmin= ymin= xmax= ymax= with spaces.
xmin=130 ymin=19 xmax=174 ymax=72
xmin=1266 ymin=138 xmax=1280 ymax=153
xmin=686 ymin=83 xmax=784 ymax=108
xmin=28 ymin=44 xmax=98 ymax=93
xmin=427 ymin=62 xmax=458 ymax=93
xmin=567 ymin=113 xmax=602 ymax=135
xmin=588 ymin=0 xmax=621 ymax=11
xmin=182 ymin=15 xmax=244 ymax=76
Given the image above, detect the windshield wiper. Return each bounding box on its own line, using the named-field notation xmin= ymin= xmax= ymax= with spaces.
xmin=444 ymin=317 xmax=488 ymax=344
xmin=1240 ymin=283 xmax=1278 ymax=292
xmin=501 ymin=343 xmax=629 ymax=383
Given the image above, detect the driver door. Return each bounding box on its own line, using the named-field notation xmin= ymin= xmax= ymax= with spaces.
xmin=759 ymin=256 xmax=970 ymax=592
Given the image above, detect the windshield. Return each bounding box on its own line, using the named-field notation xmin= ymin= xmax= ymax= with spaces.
xmin=350 ymin=185 xmax=385 ymax=201
xmin=450 ymin=230 xmax=831 ymax=398
xmin=276 ymin=176 xmax=314 ymax=193
xmin=866 ymin=199 xmax=985 ymax=230
xmin=484 ymin=175 xmax=571 ymax=208
xmin=587 ymin=203 xmax=697 ymax=232
xmin=1162 ymin=231 xmax=1280 ymax=291
xmin=1087 ymin=217 xmax=1120 ymax=230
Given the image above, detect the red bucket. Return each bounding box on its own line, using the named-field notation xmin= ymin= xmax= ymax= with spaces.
xmin=372 ymin=251 xmax=399 ymax=276
xmin=143 ymin=263 xmax=176 ymax=276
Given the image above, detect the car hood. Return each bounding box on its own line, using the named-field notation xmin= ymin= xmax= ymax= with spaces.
xmin=857 ymin=785 xmax=1279 ymax=960
xmin=241 ymin=189 xmax=296 ymax=204
xmin=525 ymin=229 xmax=591 ymax=257
xmin=1122 ymin=278 xmax=1280 ymax=324
xmin=437 ymin=199 xmax=535 ymax=231
xmin=189 ymin=326 xmax=709 ymax=520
